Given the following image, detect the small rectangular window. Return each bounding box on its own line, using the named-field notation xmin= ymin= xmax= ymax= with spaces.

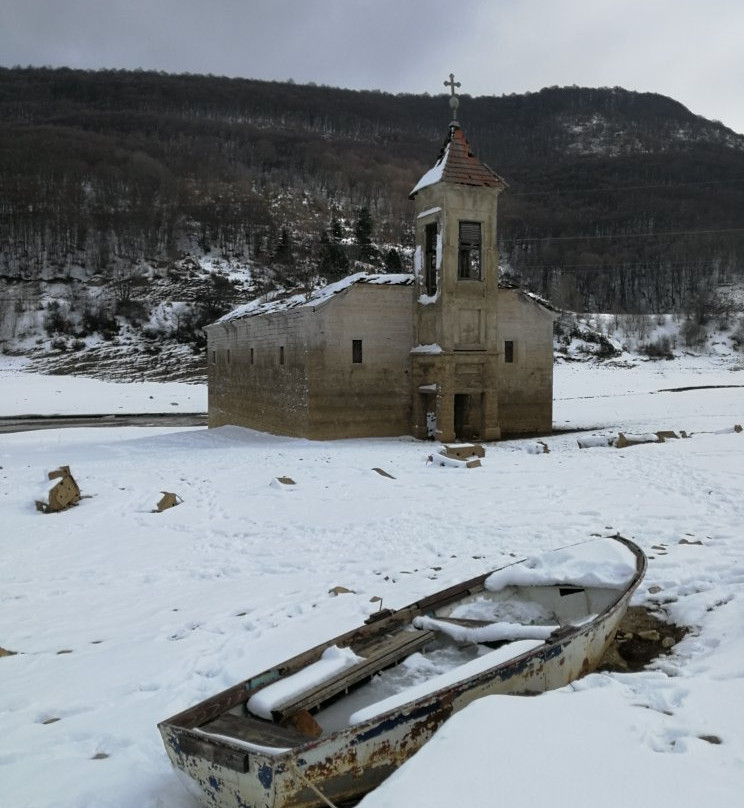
xmin=210 ymin=350 xmax=216 ymax=364
xmin=458 ymin=221 xmax=482 ymax=280
xmin=352 ymin=339 xmax=363 ymax=364
xmin=279 ymin=346 xmax=285 ymax=365
xmin=504 ymin=340 xmax=514 ymax=363
xmin=226 ymin=348 xmax=231 ymax=364
xmin=250 ymin=347 xmax=254 ymax=365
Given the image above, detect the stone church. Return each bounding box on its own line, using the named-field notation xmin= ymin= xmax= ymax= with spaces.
xmin=205 ymin=78 xmax=555 ymax=441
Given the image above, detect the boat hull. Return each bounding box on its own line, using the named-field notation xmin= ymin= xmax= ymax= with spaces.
xmin=159 ymin=537 xmax=646 ymax=808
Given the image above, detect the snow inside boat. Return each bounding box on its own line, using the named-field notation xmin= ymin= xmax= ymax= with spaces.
xmin=159 ymin=536 xmax=646 ymax=808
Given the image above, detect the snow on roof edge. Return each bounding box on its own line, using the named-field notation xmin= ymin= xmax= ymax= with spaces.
xmin=410 ymin=141 xmax=450 ymax=196
xmin=215 ymin=272 xmax=415 ymax=324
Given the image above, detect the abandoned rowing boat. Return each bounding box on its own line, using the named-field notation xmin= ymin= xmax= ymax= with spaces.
xmin=159 ymin=536 xmax=646 ymax=808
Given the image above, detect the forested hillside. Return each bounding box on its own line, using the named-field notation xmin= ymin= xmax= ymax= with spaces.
xmin=2 ymin=66 xmax=744 ymax=359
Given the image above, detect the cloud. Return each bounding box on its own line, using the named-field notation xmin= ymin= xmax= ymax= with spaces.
xmin=0 ymin=0 xmax=742 ymax=133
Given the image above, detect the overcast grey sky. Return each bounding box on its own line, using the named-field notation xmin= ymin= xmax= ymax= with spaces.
xmin=2 ymin=0 xmax=743 ymax=134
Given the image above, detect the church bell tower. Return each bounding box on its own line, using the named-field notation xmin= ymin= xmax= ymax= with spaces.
xmin=409 ymin=75 xmax=508 ymax=442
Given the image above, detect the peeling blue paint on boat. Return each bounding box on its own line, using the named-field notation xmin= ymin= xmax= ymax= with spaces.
xmin=257 ymin=762 xmax=274 ymax=789
xmin=353 ymin=701 xmax=440 ymax=743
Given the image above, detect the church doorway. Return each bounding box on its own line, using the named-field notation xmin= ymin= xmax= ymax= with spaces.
xmin=454 ymin=394 xmax=469 ymax=439
xmin=454 ymin=393 xmax=483 ymax=441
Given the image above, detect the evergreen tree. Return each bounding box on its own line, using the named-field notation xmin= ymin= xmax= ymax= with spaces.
xmin=274 ymin=227 xmax=295 ymax=266
xmin=354 ymin=206 xmax=377 ymax=264
xmin=318 ymin=227 xmax=349 ymax=282
xmin=384 ymin=248 xmax=403 ymax=272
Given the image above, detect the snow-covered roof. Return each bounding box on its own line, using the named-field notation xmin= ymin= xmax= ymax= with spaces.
xmin=216 ymin=272 xmax=414 ymax=324
xmin=410 ymin=141 xmax=450 ymax=196
xmin=498 ymin=280 xmax=560 ymax=316
xmin=410 ymin=125 xmax=508 ymax=197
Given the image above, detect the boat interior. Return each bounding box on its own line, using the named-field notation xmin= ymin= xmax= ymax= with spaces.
xmin=193 ymin=582 xmax=623 ymax=748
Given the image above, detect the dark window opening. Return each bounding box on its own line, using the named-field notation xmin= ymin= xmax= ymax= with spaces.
xmin=424 ymin=222 xmax=438 ymax=296
xmin=504 ymin=340 xmax=514 ymax=363
xmin=226 ymin=349 xmax=231 ymax=364
xmin=250 ymin=347 xmax=254 ymax=365
xmin=352 ymin=339 xmax=363 ymax=364
xmin=210 ymin=350 xmax=216 ymax=364
xmin=279 ymin=346 xmax=285 ymax=365
xmin=458 ymin=221 xmax=482 ymax=280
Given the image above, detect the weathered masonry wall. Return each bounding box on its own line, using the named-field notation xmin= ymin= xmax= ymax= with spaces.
xmin=411 ymin=182 xmax=504 ymax=443
xmin=206 ymin=308 xmax=311 ymax=436
xmin=413 ymin=184 xmax=501 ymax=353
xmin=306 ymin=284 xmax=414 ymax=439
xmin=206 ymin=283 xmax=414 ymax=439
xmin=496 ymin=290 xmax=555 ymax=434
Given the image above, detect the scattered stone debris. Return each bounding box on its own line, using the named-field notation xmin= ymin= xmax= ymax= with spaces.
xmin=329 ymin=586 xmax=355 ymax=596
xmin=656 ymin=430 xmax=683 ymax=441
xmin=598 ymin=606 xmax=687 ymax=673
xmin=271 ymin=476 xmax=296 ymax=488
xmin=153 ymin=492 xmax=183 ymax=513
xmin=441 ymin=442 xmax=485 ymax=459
xmin=91 ymin=752 xmax=110 ymax=760
xmin=577 ymin=435 xmax=613 ymax=449
xmin=523 ymin=440 xmax=549 ymax=454
xmin=41 ymin=717 xmax=60 ymax=725
xmin=372 ymin=467 xmax=396 ymax=479
xmin=615 ymin=432 xmax=664 ymax=448
xmin=579 ymin=426 xmax=740 ymax=450
xmin=428 ymin=443 xmax=484 ymax=469
xmin=35 ymin=465 xmax=80 ymax=513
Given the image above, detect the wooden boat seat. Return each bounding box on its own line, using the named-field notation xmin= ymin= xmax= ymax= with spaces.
xmin=199 ymin=711 xmax=310 ymax=749
xmin=268 ymin=627 xmax=436 ymax=722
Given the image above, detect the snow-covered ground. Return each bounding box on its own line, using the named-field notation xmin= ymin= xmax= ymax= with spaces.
xmin=0 ymin=356 xmax=206 ymax=416
xmin=1 ymin=353 xmax=743 ymax=808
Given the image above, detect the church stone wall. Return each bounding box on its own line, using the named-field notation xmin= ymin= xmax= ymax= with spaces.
xmin=206 ymin=308 xmax=311 ymax=436
xmin=206 ymin=283 xmax=414 ymax=439
xmin=305 ymin=284 xmax=413 ymax=439
xmin=495 ymin=290 xmax=555 ymax=434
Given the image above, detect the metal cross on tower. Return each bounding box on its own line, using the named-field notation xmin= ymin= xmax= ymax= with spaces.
xmin=444 ymin=73 xmax=461 ymax=124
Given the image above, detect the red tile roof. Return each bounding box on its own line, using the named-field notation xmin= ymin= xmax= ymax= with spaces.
xmin=411 ymin=125 xmax=507 ymax=197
